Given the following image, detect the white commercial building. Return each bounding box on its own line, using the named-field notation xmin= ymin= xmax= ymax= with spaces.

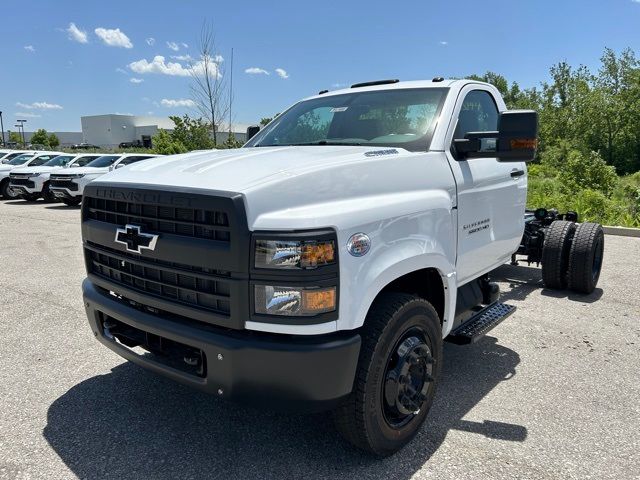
xmin=81 ymin=115 xmax=176 ymax=148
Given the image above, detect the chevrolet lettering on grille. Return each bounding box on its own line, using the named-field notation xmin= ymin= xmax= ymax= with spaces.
xmin=114 ymin=224 xmax=159 ymax=254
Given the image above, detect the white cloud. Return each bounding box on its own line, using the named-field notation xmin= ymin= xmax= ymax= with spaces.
xmin=24 ymin=45 xmax=35 ymax=53
xmin=15 ymin=112 xmax=41 ymax=118
xmin=146 ymin=37 xmax=155 ymax=46
xmin=181 ymin=42 xmax=188 ymax=49
xmin=66 ymin=22 xmax=88 ymax=43
xmin=95 ymin=27 xmax=133 ymax=48
xmin=129 ymin=55 xmax=191 ymax=77
xmin=438 ymin=41 xmax=448 ymax=46
xmin=245 ymin=67 xmax=269 ymax=75
xmin=130 ymin=77 xmax=144 ymax=84
xmin=16 ymin=101 xmax=63 ymax=110
xmin=275 ymin=68 xmax=289 ymax=79
xmin=160 ymin=98 xmax=195 ymax=108
xmin=171 ymin=54 xmax=193 ymax=61
xmin=116 ymin=67 xmax=128 ymax=75
xmin=166 ymin=41 xmax=180 ymax=51
xmin=129 ymin=55 xmax=222 ymax=78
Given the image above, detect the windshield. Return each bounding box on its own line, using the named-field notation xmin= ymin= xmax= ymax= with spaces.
xmin=8 ymin=154 xmax=35 ymax=165
xmin=73 ymin=156 xmax=99 ymax=167
xmin=86 ymin=155 xmax=120 ymax=168
xmin=246 ymin=87 xmax=448 ymax=151
xmin=43 ymin=155 xmax=74 ymax=167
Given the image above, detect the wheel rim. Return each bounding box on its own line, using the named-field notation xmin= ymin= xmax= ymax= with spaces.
xmin=591 ymin=233 xmax=604 ymax=282
xmin=382 ymin=326 xmax=434 ymax=428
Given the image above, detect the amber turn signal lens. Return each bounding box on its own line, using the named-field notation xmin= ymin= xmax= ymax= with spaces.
xmin=302 ymin=287 xmax=336 ymax=313
xmin=301 ymin=242 xmax=335 ymax=268
xmin=510 ymin=138 xmax=538 ymax=150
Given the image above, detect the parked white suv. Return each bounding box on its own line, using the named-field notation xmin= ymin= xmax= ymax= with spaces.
xmin=0 ymin=151 xmax=64 ymax=199
xmin=9 ymin=153 xmax=104 ymax=201
xmin=50 ymin=153 xmax=161 ymax=206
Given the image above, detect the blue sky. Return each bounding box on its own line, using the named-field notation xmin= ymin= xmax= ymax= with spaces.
xmin=1 ymin=0 xmax=639 ymax=132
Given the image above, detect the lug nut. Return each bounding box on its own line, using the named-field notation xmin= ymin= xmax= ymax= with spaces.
xmin=217 ymin=388 xmax=223 ymax=396
xmin=217 ymin=354 xmax=223 ymax=361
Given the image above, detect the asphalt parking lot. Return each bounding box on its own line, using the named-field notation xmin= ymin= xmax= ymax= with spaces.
xmin=0 ymin=199 xmax=639 ymax=480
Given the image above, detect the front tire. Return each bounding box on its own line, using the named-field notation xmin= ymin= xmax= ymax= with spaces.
xmin=0 ymin=179 xmax=19 ymax=200
xmin=333 ymin=293 xmax=442 ymax=456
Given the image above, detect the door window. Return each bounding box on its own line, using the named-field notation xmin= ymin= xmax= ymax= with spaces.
xmin=453 ymin=90 xmax=499 ymax=140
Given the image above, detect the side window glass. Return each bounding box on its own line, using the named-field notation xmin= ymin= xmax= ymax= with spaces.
xmin=454 ymin=90 xmax=499 ymax=140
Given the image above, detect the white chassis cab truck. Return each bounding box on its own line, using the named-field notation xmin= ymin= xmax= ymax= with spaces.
xmin=80 ymin=79 xmax=604 ymax=456
xmin=49 ymin=153 xmax=160 ymax=206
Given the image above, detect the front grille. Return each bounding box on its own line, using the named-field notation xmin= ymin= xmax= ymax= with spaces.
xmin=86 ymin=244 xmax=231 ymax=316
xmin=9 ymin=177 xmax=35 ymax=188
xmin=84 ymin=196 xmax=230 ymax=242
xmin=50 ymin=179 xmax=78 ymax=191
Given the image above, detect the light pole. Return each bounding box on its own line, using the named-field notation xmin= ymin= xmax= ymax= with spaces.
xmin=0 ymin=111 xmax=5 ymax=146
xmin=14 ymin=125 xmax=23 ymax=147
xmin=17 ymin=119 xmax=27 ymax=146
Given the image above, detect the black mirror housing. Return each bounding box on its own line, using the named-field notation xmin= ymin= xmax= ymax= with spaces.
xmin=246 ymin=125 xmax=260 ymax=141
xmin=454 ymin=110 xmax=538 ymax=162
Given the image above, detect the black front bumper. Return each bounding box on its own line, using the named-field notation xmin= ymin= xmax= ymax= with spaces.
xmin=83 ymin=279 xmax=361 ymax=412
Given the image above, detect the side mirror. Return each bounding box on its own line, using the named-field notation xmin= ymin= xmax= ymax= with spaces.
xmin=69 ymin=163 xmax=80 ymax=168
xmin=115 ymin=163 xmax=126 ymax=169
xmin=453 ymin=110 xmax=538 ymax=162
xmin=246 ymin=125 xmax=260 ymax=141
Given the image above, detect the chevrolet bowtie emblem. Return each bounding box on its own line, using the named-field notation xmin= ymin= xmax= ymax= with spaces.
xmin=114 ymin=224 xmax=159 ymax=254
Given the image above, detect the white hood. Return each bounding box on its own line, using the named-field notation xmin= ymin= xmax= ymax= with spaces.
xmin=11 ymin=165 xmax=68 ymax=175
xmin=97 ymin=146 xmax=412 ymax=192
xmin=52 ymin=166 xmax=109 ymax=176
xmin=89 ymin=146 xmax=451 ymax=230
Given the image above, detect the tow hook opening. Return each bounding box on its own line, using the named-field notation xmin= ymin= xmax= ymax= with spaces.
xmin=100 ymin=315 xmax=207 ymax=378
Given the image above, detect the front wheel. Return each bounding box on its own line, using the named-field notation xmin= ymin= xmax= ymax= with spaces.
xmin=0 ymin=179 xmax=19 ymax=200
xmin=333 ymin=293 xmax=442 ymax=456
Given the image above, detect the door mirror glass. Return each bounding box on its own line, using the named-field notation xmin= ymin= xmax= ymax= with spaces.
xmin=453 ymin=110 xmax=538 ymax=162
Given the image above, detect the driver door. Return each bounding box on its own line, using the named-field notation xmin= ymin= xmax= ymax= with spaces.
xmin=445 ymin=86 xmax=527 ymax=285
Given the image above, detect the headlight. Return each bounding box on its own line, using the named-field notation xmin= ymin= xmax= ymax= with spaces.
xmin=29 ymin=173 xmax=41 ymax=178
xmin=254 ymin=285 xmax=336 ymax=316
xmin=255 ymin=239 xmax=335 ymax=269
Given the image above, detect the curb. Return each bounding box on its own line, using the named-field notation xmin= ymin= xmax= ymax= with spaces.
xmin=603 ymin=226 xmax=640 ymax=238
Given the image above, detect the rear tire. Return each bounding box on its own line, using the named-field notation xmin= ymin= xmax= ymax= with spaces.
xmin=541 ymin=220 xmax=576 ymax=289
xmin=333 ymin=293 xmax=442 ymax=457
xmin=62 ymin=197 xmax=81 ymax=207
xmin=568 ymin=223 xmax=604 ymax=294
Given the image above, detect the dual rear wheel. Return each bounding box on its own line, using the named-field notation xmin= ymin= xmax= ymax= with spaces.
xmin=541 ymin=220 xmax=604 ymax=294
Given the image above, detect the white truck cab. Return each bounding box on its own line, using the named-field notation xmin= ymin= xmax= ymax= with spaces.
xmin=50 ymin=153 xmax=161 ymax=206
xmin=80 ymin=79 xmax=604 ymax=456
xmin=0 ymin=151 xmax=64 ymax=199
xmin=9 ymin=153 xmax=104 ymax=201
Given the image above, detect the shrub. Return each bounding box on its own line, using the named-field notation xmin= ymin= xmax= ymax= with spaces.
xmin=558 ymin=150 xmax=618 ymax=197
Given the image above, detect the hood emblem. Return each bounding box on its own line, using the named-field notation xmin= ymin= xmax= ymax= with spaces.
xmin=115 ymin=224 xmax=158 ymax=254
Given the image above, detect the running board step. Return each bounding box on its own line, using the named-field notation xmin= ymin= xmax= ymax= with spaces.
xmin=446 ymin=302 xmax=516 ymax=345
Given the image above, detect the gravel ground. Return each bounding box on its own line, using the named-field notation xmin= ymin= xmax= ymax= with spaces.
xmin=0 ymin=199 xmax=639 ymax=480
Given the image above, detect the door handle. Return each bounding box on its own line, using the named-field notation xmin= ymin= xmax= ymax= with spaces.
xmin=510 ymin=169 xmax=525 ymax=178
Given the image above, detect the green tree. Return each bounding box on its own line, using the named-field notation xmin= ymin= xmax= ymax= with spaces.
xmin=558 ymin=150 xmax=618 ymax=197
xmin=30 ymin=128 xmax=49 ymax=147
xmin=8 ymin=131 xmax=22 ymax=145
xmin=152 ymin=129 xmax=188 ymax=155
xmin=48 ymin=133 xmax=60 ymax=148
xmin=169 ymin=115 xmax=215 ymax=151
